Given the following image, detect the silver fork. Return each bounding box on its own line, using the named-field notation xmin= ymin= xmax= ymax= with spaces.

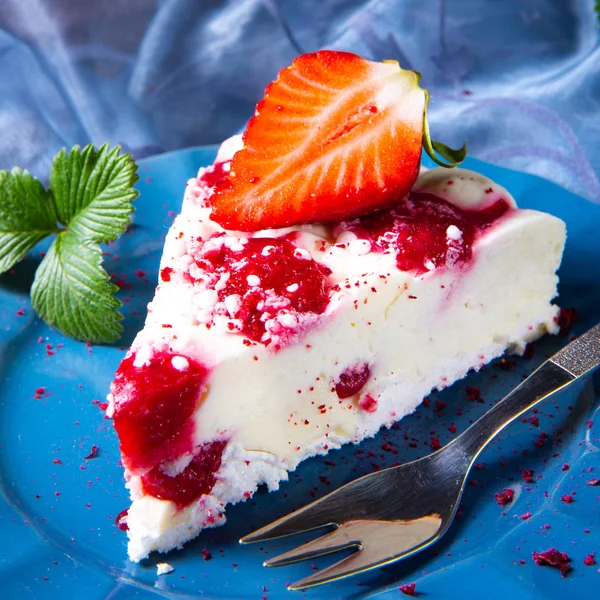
xmin=240 ymin=323 xmax=600 ymax=590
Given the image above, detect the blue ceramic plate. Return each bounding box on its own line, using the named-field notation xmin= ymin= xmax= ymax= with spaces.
xmin=1 ymin=147 xmax=599 ymax=600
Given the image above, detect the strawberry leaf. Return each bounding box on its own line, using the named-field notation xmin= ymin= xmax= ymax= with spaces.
xmin=31 ymin=232 xmax=123 ymax=343
xmin=50 ymin=143 xmax=138 ymax=242
xmin=0 ymin=168 xmax=58 ymax=274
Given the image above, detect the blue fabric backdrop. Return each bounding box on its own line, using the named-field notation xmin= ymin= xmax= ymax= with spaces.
xmin=0 ymin=0 xmax=598 ymax=202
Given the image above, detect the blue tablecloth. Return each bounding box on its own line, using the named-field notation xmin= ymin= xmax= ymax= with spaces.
xmin=0 ymin=0 xmax=598 ymax=201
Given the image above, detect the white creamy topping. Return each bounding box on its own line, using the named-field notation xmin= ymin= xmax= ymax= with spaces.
xmin=446 ymin=224 xmax=462 ymax=240
xmin=133 ymin=345 xmax=153 ymax=368
xmin=170 ymin=356 xmax=189 ymax=372
xmin=415 ymin=168 xmax=517 ymax=211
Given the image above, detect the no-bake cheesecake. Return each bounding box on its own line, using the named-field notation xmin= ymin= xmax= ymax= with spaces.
xmin=107 ymin=51 xmax=566 ymax=561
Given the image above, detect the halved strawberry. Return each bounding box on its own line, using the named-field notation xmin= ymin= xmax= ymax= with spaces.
xmin=210 ymin=51 xmax=464 ymax=232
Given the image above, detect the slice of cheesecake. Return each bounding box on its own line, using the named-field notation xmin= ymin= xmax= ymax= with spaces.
xmin=108 ymin=135 xmax=565 ymax=561
xmin=106 ymin=52 xmax=566 ymax=562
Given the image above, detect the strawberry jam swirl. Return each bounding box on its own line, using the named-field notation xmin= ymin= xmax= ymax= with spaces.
xmin=141 ymin=440 xmax=227 ymax=510
xmin=187 ymin=235 xmax=332 ymax=349
xmin=111 ymin=351 xmax=211 ymax=474
xmin=112 ymin=351 xmax=228 ymax=509
xmin=337 ymin=192 xmax=511 ymax=275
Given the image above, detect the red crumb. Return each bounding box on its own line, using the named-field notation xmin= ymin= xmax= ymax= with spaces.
xmin=583 ymin=554 xmax=596 ymax=566
xmin=430 ymin=436 xmax=441 ymax=451
xmin=522 ymin=469 xmax=534 ymax=483
xmin=434 ymin=400 xmax=446 ymax=413
xmin=399 ymin=582 xmax=417 ymax=596
xmin=532 ymin=548 xmax=571 ymax=577
xmin=557 ymin=307 xmax=578 ymax=333
xmin=448 ymin=422 xmax=457 ymax=434
xmin=528 ymin=415 xmax=539 ymax=427
xmin=520 ymin=512 xmax=532 ymax=520
xmin=561 ymin=464 xmax=570 ymax=471
xmin=494 ymin=488 xmax=515 ymax=506
xmin=497 ymin=357 xmax=517 ymax=370
xmin=560 ymin=494 xmax=574 ymax=504
xmin=202 ymin=549 xmax=212 ymax=561
xmin=85 ymin=445 xmax=99 ymax=460
xmin=115 ymin=508 xmax=129 ymax=531
xmin=466 ymin=386 xmax=483 ymax=402
xmin=358 ymin=393 xmax=378 ymax=413
xmin=160 ymin=266 xmax=173 ymax=282
xmin=587 ymin=479 xmax=600 ymax=486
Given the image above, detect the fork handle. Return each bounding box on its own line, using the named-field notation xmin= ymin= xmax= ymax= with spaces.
xmin=455 ymin=321 xmax=600 ymax=460
xmin=454 ymin=360 xmax=575 ymax=462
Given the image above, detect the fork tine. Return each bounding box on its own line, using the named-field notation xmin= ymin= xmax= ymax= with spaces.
xmin=287 ymin=545 xmax=381 ymax=590
xmin=264 ymin=525 xmax=358 ymax=567
xmin=240 ymin=501 xmax=336 ymax=544
xmin=286 ymin=516 xmax=444 ymax=590
xmin=240 ymin=470 xmax=383 ymax=544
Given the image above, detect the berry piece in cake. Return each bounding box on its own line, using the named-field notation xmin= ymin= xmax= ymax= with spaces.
xmin=335 ymin=363 xmax=371 ymax=399
xmin=210 ymin=50 xmax=465 ymax=231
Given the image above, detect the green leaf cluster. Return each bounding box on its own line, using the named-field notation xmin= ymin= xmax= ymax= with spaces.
xmin=0 ymin=144 xmax=139 ymax=343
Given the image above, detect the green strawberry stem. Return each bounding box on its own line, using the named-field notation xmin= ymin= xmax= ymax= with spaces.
xmin=422 ymin=90 xmax=467 ymax=168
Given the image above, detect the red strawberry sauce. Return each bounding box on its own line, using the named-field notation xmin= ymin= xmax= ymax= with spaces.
xmin=201 ymin=161 xmax=229 ymax=188
xmin=112 ymin=352 xmax=211 ymax=474
xmin=198 ymin=237 xmax=332 ymax=344
xmin=346 ymin=192 xmax=511 ymax=275
xmin=141 ymin=441 xmax=227 ymax=509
